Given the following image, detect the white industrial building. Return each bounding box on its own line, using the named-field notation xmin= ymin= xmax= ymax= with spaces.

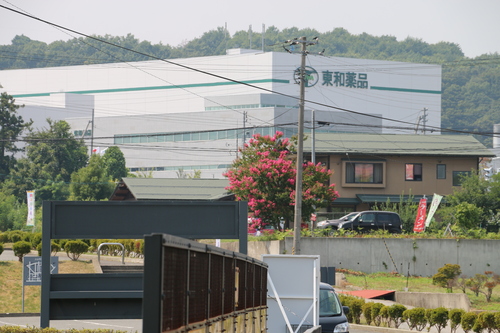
xmin=0 ymin=49 xmax=442 ymax=178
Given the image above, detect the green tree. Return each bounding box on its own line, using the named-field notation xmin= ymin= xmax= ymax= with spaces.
xmin=432 ymin=264 xmax=462 ymax=292
xmin=0 ymin=191 xmax=27 ymax=231
xmin=3 ymin=119 xmax=88 ymax=203
xmin=101 ymin=146 xmax=128 ymax=180
xmin=224 ymin=131 xmax=338 ymax=229
xmin=69 ymin=154 xmax=115 ymax=201
xmin=0 ymin=93 xmax=31 ymax=178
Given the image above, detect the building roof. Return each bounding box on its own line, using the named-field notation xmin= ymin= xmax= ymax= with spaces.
xmin=309 ymin=133 xmax=494 ymax=157
xmin=109 ymin=178 xmax=233 ymax=201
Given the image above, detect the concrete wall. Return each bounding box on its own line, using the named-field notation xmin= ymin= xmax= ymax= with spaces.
xmin=283 ymin=238 xmax=500 ymax=277
xmin=395 ymin=292 xmax=471 ymax=311
xmin=225 ymin=238 xmax=500 ymax=278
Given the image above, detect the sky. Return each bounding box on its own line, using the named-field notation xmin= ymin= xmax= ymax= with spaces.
xmin=0 ymin=0 xmax=499 ymax=58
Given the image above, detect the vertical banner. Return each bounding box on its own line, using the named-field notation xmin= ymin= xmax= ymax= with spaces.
xmin=425 ymin=194 xmax=443 ymax=227
xmin=26 ymin=190 xmax=35 ymax=226
xmin=413 ymin=197 xmax=427 ymax=232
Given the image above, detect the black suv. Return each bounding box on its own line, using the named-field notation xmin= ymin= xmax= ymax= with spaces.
xmin=317 ymin=211 xmax=402 ymax=233
xmin=319 ymin=282 xmax=350 ymax=333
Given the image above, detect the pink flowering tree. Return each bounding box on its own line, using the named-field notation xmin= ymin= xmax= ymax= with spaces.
xmin=224 ymin=131 xmax=339 ymax=230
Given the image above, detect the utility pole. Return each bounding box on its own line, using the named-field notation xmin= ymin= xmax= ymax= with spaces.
xmin=311 ymin=109 xmax=316 ymax=165
xmin=292 ymin=36 xmax=317 ymax=255
xmin=90 ymin=108 xmax=95 ymax=155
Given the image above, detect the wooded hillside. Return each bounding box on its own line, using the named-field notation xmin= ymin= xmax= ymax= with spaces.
xmin=1 ymin=26 xmax=499 ymax=146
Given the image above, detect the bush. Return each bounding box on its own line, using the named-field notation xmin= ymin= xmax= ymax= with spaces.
xmin=13 ymin=241 xmax=32 ymax=262
xmin=349 ymin=298 xmax=365 ymax=324
xmin=379 ymin=305 xmax=390 ymax=327
xmin=362 ymin=302 xmax=373 ymax=325
xmin=449 ymin=308 xmax=466 ymax=333
xmin=36 ymin=241 xmax=61 ymax=256
xmin=371 ymin=302 xmax=384 ymax=326
xmin=64 ymin=240 xmax=89 ymax=261
xmin=9 ymin=231 xmax=24 ymax=243
xmin=461 ymin=312 xmax=478 ymax=333
xmin=426 ymin=307 xmax=449 ymax=333
xmin=403 ymin=307 xmax=427 ymax=331
xmin=30 ymin=232 xmax=42 ymax=249
xmin=475 ymin=312 xmax=495 ymax=333
xmin=0 ymin=232 xmax=8 ymax=243
xmin=0 ymin=243 xmax=3 ymax=256
xmin=387 ymin=304 xmax=407 ymax=328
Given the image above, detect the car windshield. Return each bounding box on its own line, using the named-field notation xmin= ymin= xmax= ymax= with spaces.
xmin=319 ymin=289 xmax=342 ymax=317
xmin=342 ymin=213 xmax=359 ymax=221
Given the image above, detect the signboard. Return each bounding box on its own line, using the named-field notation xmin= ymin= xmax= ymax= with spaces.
xmin=23 ymin=256 xmax=58 ymax=286
xmin=413 ymin=198 xmax=428 ymax=233
xmin=26 ymin=190 xmax=35 ymax=226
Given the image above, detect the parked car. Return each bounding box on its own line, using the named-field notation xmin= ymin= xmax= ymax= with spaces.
xmin=316 ymin=212 xmax=359 ymax=229
xmin=319 ymin=282 xmax=350 ymax=333
xmin=318 ymin=211 xmax=402 ymax=233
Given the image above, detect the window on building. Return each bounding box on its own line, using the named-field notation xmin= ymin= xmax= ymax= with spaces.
xmin=437 ymin=164 xmax=446 ymax=179
xmin=453 ymin=171 xmax=471 ymax=186
xmin=406 ymin=163 xmax=422 ymax=181
xmin=345 ymin=162 xmax=383 ymax=184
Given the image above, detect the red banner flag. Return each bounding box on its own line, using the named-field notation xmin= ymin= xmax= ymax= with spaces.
xmin=413 ymin=198 xmax=427 ymax=232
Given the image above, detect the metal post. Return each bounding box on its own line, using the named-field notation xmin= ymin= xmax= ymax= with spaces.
xmin=292 ymin=37 xmax=307 ymax=255
xmin=90 ymin=108 xmax=95 ymax=155
xmin=311 ymin=109 xmax=316 ymax=165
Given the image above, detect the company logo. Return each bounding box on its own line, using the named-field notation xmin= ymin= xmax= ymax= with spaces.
xmin=293 ymin=66 xmax=319 ymax=87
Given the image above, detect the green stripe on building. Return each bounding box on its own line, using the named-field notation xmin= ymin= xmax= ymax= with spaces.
xmin=370 ymin=86 xmax=441 ymax=94
xmin=12 ymin=79 xmax=290 ymax=98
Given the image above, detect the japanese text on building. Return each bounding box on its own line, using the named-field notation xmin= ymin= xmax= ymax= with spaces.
xmin=322 ymin=71 xmax=368 ymax=89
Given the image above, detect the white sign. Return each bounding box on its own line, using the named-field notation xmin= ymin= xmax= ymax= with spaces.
xmin=26 ymin=190 xmax=35 ymax=226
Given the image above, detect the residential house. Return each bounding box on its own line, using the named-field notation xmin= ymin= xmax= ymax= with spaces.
xmin=307 ymin=133 xmax=494 ymax=214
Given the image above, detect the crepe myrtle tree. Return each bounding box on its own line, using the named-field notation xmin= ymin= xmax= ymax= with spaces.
xmin=224 ymin=131 xmax=338 ymax=230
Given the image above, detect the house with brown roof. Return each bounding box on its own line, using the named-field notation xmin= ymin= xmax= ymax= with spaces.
xmin=306 ymin=133 xmax=494 ymax=213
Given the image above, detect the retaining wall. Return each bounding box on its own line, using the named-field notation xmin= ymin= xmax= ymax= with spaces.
xmin=221 ymin=238 xmax=500 ymax=277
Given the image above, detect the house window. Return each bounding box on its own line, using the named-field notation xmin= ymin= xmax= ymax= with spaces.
xmin=406 ymin=164 xmax=422 ymax=181
xmin=453 ymin=171 xmax=471 ymax=186
xmin=346 ymin=162 xmax=383 ymax=184
xmin=437 ymin=164 xmax=446 ymax=179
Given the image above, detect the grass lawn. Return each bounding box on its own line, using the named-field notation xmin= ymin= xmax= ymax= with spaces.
xmin=342 ymin=271 xmax=500 ymax=311
xmin=0 ymin=259 xmax=94 ymax=313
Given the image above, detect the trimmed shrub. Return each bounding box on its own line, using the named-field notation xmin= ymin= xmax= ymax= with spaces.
xmin=476 ymin=312 xmax=495 ymax=333
xmin=0 ymin=232 xmax=9 ymax=243
xmin=30 ymin=233 xmax=42 ymax=249
xmin=426 ymin=307 xmax=449 ymax=333
xmin=449 ymin=308 xmax=466 ymax=333
xmin=64 ymin=240 xmax=89 ymax=261
xmin=371 ymin=302 xmax=384 ymax=326
xmin=461 ymin=312 xmax=478 ymax=333
xmin=362 ymin=302 xmax=373 ymax=325
xmin=9 ymin=231 xmax=24 ymax=243
xmin=403 ymin=307 xmax=427 ymax=331
xmin=0 ymin=243 xmax=3 ymax=256
xmin=387 ymin=304 xmax=407 ymax=328
xmin=13 ymin=241 xmax=32 ymax=262
xmin=379 ymin=305 xmax=390 ymax=327
xmin=349 ymin=298 xmax=365 ymax=324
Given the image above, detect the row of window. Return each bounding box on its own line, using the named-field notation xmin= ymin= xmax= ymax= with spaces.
xmin=114 ymin=127 xmax=298 ymax=144
xmin=128 ymin=164 xmax=231 ymax=172
xmin=346 ymin=161 xmax=470 ymax=186
xmin=204 ymin=103 xmax=298 ymax=111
